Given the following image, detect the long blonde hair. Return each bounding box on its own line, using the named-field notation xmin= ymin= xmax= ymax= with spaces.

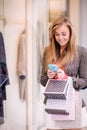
xmin=44 ymin=16 xmax=78 ymax=72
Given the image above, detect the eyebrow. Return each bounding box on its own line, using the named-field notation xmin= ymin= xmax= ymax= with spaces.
xmin=55 ymin=31 xmax=67 ymax=34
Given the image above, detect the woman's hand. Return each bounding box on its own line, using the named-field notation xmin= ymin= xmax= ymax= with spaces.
xmin=57 ymin=68 xmax=65 ymax=80
xmin=47 ymin=69 xmax=56 ymax=79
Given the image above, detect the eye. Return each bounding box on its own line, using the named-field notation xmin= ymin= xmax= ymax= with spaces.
xmin=62 ymin=32 xmax=67 ymax=36
xmin=55 ymin=33 xmax=59 ymax=37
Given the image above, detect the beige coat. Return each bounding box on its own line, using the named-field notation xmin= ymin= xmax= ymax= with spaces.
xmin=17 ymin=33 xmax=27 ymax=100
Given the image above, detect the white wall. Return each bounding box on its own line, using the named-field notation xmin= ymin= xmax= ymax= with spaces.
xmin=80 ymin=0 xmax=87 ymax=48
xmin=69 ymin=0 xmax=80 ymax=45
xmin=0 ymin=0 xmax=26 ymax=130
xmin=24 ymin=0 xmax=50 ymax=130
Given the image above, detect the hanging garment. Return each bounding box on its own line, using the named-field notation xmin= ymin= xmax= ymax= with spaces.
xmin=17 ymin=32 xmax=27 ymax=100
xmin=0 ymin=32 xmax=10 ymax=125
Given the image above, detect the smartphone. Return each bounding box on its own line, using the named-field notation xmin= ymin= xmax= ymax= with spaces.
xmin=48 ymin=64 xmax=58 ymax=72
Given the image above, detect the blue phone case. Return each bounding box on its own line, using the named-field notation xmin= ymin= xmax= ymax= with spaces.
xmin=48 ymin=64 xmax=58 ymax=72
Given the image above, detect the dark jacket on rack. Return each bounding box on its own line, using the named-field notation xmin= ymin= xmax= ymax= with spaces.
xmin=0 ymin=32 xmax=10 ymax=125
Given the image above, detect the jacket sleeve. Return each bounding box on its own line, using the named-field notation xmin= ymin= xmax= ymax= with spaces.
xmin=40 ymin=48 xmax=48 ymax=87
xmin=17 ymin=33 xmax=27 ymax=100
xmin=72 ymin=46 xmax=87 ymax=90
xmin=17 ymin=34 xmax=26 ymax=79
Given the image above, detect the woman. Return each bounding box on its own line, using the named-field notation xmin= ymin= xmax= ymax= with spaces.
xmin=40 ymin=16 xmax=87 ymax=130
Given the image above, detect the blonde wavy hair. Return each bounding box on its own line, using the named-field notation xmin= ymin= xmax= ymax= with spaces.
xmin=44 ymin=16 xmax=78 ymax=72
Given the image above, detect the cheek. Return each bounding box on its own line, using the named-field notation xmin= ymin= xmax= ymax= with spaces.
xmin=55 ymin=36 xmax=59 ymax=42
xmin=66 ymin=34 xmax=70 ymax=41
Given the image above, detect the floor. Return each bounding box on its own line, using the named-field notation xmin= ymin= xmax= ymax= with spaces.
xmin=83 ymin=127 xmax=87 ymax=130
xmin=41 ymin=127 xmax=87 ymax=130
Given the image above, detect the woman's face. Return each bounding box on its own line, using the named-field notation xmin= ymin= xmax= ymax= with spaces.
xmin=54 ymin=24 xmax=70 ymax=48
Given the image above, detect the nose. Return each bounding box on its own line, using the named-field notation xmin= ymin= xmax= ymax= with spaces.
xmin=59 ymin=35 xmax=63 ymax=40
